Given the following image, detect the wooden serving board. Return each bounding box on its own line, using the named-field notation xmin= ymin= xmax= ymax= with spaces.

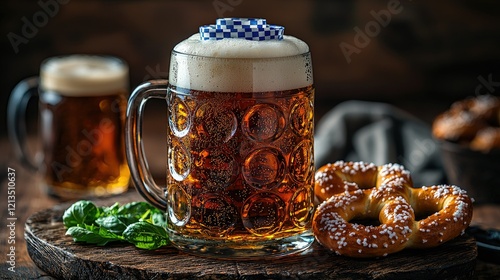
xmin=25 ymin=191 xmax=477 ymax=280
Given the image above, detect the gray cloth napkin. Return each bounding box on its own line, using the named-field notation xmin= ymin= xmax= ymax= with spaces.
xmin=314 ymin=100 xmax=445 ymax=187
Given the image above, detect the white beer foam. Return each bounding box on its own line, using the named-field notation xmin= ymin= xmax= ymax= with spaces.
xmin=170 ymin=34 xmax=312 ymax=92
xmin=41 ymin=55 xmax=128 ymax=96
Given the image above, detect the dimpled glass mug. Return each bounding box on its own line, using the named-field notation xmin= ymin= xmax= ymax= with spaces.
xmin=126 ymin=18 xmax=315 ymax=259
xmin=8 ymin=55 xmax=130 ymax=199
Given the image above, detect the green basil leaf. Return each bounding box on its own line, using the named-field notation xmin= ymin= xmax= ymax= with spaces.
xmin=96 ymin=215 xmax=140 ymax=235
xmin=151 ymin=210 xmax=167 ymax=227
xmin=117 ymin=202 xmax=157 ymax=218
xmin=101 ymin=202 xmax=120 ymax=216
xmin=63 ymin=200 xmax=170 ymax=250
xmin=123 ymin=221 xmax=169 ymax=250
xmin=66 ymin=226 xmax=123 ymax=246
xmin=62 ymin=200 xmax=100 ymax=228
xmin=96 ymin=226 xmax=124 ymax=240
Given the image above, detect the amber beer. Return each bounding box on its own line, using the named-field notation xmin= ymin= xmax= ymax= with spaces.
xmin=127 ymin=24 xmax=315 ymax=258
xmin=167 ymin=85 xmax=314 ymax=241
xmin=39 ymin=56 xmax=130 ymax=198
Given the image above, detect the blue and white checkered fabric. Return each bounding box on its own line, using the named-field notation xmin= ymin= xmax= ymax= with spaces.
xmin=200 ymin=18 xmax=284 ymax=41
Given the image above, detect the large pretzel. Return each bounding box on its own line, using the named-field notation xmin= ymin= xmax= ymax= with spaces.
xmin=313 ymin=161 xmax=473 ymax=258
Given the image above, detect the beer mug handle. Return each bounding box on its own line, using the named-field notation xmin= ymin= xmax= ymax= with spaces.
xmin=126 ymin=79 xmax=169 ymax=211
xmin=7 ymin=77 xmax=41 ymax=172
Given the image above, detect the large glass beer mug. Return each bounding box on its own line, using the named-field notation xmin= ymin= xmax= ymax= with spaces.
xmin=126 ymin=18 xmax=315 ymax=259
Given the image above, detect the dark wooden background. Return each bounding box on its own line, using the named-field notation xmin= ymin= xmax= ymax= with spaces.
xmin=2 ymin=0 xmax=500 ymax=138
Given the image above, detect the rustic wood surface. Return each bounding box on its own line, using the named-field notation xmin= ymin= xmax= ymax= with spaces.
xmin=2 ymin=138 xmax=500 ymax=279
xmin=25 ymin=190 xmax=477 ymax=280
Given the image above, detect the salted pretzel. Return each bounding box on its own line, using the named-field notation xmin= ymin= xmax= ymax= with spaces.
xmin=314 ymin=161 xmax=412 ymax=202
xmin=313 ymin=161 xmax=473 ymax=258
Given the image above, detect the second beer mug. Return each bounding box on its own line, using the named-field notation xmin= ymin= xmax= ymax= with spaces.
xmin=126 ymin=18 xmax=315 ymax=259
xmin=9 ymin=55 xmax=130 ymax=199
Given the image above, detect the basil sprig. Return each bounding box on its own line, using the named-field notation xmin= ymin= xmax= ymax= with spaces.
xmin=62 ymin=200 xmax=169 ymax=250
